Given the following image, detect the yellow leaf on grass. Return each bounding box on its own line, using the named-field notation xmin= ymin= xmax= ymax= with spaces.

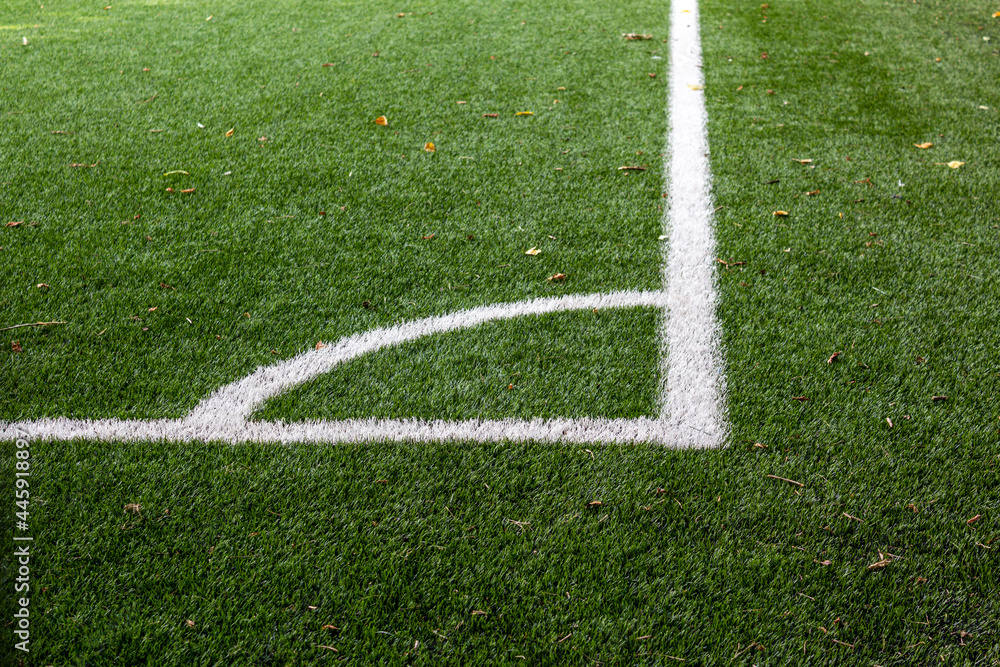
xmin=993 ymin=10 xmax=1000 ymax=17
xmin=525 ymin=247 xmax=541 ymax=256
xmin=947 ymin=161 xmax=965 ymax=169
xmin=687 ymin=84 xmax=704 ymax=90
xmin=424 ymin=142 xmax=435 ymax=152
xmin=374 ymin=116 xmax=388 ymax=126
xmin=914 ymin=142 xmax=933 ymax=149
xmin=515 ymin=111 xmax=534 ymax=116
xmin=773 ymin=210 xmax=789 ymax=216
xmin=791 ymin=158 xmax=812 ymax=164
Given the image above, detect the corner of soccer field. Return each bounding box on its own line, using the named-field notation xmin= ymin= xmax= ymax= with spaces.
xmin=2 ymin=0 xmax=999 ymax=664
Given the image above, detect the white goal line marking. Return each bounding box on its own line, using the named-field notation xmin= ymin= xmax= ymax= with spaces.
xmin=1 ymin=0 xmax=725 ymax=447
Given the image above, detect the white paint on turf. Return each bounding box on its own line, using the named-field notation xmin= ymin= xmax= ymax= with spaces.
xmin=659 ymin=0 xmax=727 ymax=445
xmin=0 ymin=0 xmax=725 ymax=446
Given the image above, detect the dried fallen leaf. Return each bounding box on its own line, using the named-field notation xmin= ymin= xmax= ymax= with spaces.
xmin=374 ymin=116 xmax=388 ymax=126
xmin=914 ymin=142 xmax=933 ymax=149
xmin=321 ymin=625 xmax=340 ymax=632
xmin=186 ymin=619 xmax=195 ymax=627
xmin=11 ymin=341 xmax=23 ymax=353
xmin=5 ymin=221 xmax=24 ymax=228
xmin=687 ymin=84 xmax=704 ymax=91
xmin=886 ymin=417 xmax=893 ymax=428
xmin=618 ymin=165 xmax=647 ymax=171
xmin=773 ymin=210 xmax=789 ymax=217
xmin=791 ymin=158 xmax=812 ymax=164
xmin=422 ymin=234 xmax=435 ymax=240
xmin=804 ymin=190 xmax=820 ymax=196
xmin=163 ymin=170 xmax=189 ymax=176
xmin=482 ymin=113 xmax=499 ymax=118
xmin=315 ymin=341 xmax=327 ymax=350
xmin=165 ymin=188 xmax=174 ymax=193
xmin=827 ymin=351 xmax=842 ymax=364
xmin=791 ymin=396 xmax=809 ymax=401
xmin=124 ymin=503 xmax=142 ymax=514
xmin=524 ymin=247 xmax=541 ymax=256
xmin=180 ymin=188 xmax=195 ymax=194
xmin=815 ymin=560 xmax=832 ymax=566
xmin=424 ymin=142 xmax=436 ymax=152
xmin=471 ymin=610 xmax=487 ymax=615
xmin=931 ymin=395 xmax=948 ymax=402
xmin=547 ymin=273 xmax=567 ymax=281
xmin=994 ymin=11 xmax=1000 ymax=17
xmin=868 ymin=558 xmax=891 ymax=570
xmin=36 ymin=283 xmax=49 ymax=289
xmin=515 ymin=111 xmax=534 ymax=116
xmin=225 ymin=128 xmax=234 ymax=137
xmin=22 ymin=36 xmax=28 ymax=46
xmin=908 ymin=503 xmax=919 ymax=513
xmin=623 ymin=33 xmax=653 ymax=40
xmin=947 ymin=161 xmax=964 ymax=169
xmin=586 ymin=501 xmax=603 ymax=508
xmin=967 ymin=514 xmax=982 ymax=525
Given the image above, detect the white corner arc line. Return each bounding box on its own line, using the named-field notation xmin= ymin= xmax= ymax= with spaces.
xmin=1 ymin=1 xmax=725 ymax=447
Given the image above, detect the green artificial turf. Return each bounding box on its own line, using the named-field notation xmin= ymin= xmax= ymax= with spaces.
xmin=2 ymin=0 xmax=1000 ymax=665
xmin=254 ymin=307 xmax=660 ymax=422
xmin=1 ymin=0 xmax=668 ymax=421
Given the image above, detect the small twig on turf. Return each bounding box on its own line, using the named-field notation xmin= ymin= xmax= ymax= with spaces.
xmin=767 ymin=474 xmax=804 ymax=487
xmin=0 ymin=321 xmax=67 ymax=333
xmin=830 ymin=638 xmax=854 ymax=649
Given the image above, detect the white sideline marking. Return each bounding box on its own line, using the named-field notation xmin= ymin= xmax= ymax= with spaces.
xmin=1 ymin=0 xmax=725 ymax=447
xmin=660 ymin=0 xmax=727 ymax=444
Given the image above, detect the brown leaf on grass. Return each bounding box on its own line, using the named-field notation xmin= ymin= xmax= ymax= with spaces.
xmin=180 ymin=188 xmax=195 ymax=194
xmin=315 ymin=341 xmax=327 ymax=350
xmin=482 ymin=113 xmax=499 ymax=118
xmin=791 ymin=158 xmax=812 ymax=164
xmin=586 ymin=501 xmax=603 ymax=508
xmin=322 ymin=63 xmax=334 ymax=67
xmin=868 ymin=557 xmax=892 ymax=570
xmin=51 ymin=130 xmax=73 ymax=135
xmin=618 ymin=165 xmax=647 ymax=171
xmin=321 ymin=625 xmax=340 ymax=632
xmin=827 ymin=351 xmax=842 ymax=364
xmin=814 ymin=559 xmax=832 ymax=566
xmin=773 ymin=210 xmax=789 ymax=216
xmin=471 ymin=610 xmax=487 ymax=615
xmin=886 ymin=417 xmax=894 ymax=428
xmin=317 ymin=645 xmax=338 ymax=652
xmin=931 ymin=395 xmax=948 ymax=402
xmin=186 ymin=619 xmax=195 ymax=627
xmin=804 ymin=190 xmax=820 ymax=196
xmin=374 ymin=116 xmax=388 ymax=126
xmin=524 ymin=247 xmax=541 ymax=256
xmin=547 ymin=273 xmax=567 ymax=281
xmin=422 ymin=234 xmax=435 ymax=240
xmin=5 ymin=221 xmax=24 ymax=227
xmin=165 ymin=188 xmax=174 ymax=193
xmin=424 ymin=142 xmax=436 ymax=152
xmin=967 ymin=514 xmax=982 ymax=525
xmin=623 ymin=33 xmax=653 ymax=40
xmin=908 ymin=503 xmax=919 ymax=513
xmin=36 ymin=283 xmax=49 ymax=289
xmin=70 ymin=162 xmax=99 ymax=168
xmin=914 ymin=142 xmax=934 ymax=149
xmin=791 ymin=396 xmax=809 ymax=401
xmin=124 ymin=503 xmax=142 ymax=514
xmin=225 ymin=128 xmax=234 ymax=137
xmin=648 ymin=72 xmax=656 ymax=78
xmin=11 ymin=341 xmax=23 ymax=353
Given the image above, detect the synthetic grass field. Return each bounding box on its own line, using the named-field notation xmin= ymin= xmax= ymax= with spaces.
xmin=2 ymin=0 xmax=999 ymax=664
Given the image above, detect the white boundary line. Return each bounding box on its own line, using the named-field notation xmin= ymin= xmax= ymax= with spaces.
xmin=0 ymin=0 xmax=725 ymax=447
